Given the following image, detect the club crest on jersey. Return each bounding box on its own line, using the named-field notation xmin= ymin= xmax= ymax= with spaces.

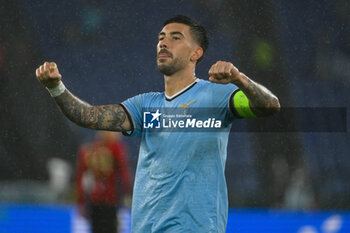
xmin=143 ymin=109 xmax=162 ymax=128
xmin=178 ymin=99 xmax=197 ymax=115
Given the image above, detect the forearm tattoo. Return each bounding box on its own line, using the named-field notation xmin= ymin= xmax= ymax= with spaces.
xmin=243 ymin=79 xmax=280 ymax=117
xmin=54 ymin=90 xmax=128 ymax=131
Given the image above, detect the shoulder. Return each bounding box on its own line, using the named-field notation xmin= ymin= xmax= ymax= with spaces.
xmin=78 ymin=143 xmax=92 ymax=156
xmin=197 ymin=79 xmax=238 ymax=92
xmin=130 ymin=91 xmax=163 ymax=101
xmin=142 ymin=91 xmax=164 ymax=99
xmin=80 ymin=142 xmax=92 ymax=150
xmin=123 ymin=91 xmax=163 ymax=106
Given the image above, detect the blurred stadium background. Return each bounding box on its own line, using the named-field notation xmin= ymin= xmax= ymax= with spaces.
xmin=0 ymin=0 xmax=349 ymax=232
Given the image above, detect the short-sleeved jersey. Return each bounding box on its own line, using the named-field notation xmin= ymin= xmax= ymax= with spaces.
xmin=122 ymin=79 xmax=238 ymax=233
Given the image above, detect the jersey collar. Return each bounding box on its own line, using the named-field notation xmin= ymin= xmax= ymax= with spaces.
xmin=165 ymin=78 xmax=199 ymax=101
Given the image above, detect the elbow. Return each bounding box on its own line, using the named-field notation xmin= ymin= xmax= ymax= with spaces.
xmin=265 ymin=95 xmax=280 ymax=116
xmin=271 ymin=96 xmax=281 ymax=114
xmin=254 ymin=96 xmax=280 ymax=117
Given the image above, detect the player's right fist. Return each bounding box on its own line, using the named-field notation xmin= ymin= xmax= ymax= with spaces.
xmin=35 ymin=62 xmax=62 ymax=89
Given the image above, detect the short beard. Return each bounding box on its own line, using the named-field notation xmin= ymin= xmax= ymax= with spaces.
xmin=157 ymin=58 xmax=186 ymax=76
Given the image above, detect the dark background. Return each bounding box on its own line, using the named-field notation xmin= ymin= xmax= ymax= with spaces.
xmin=0 ymin=0 xmax=349 ymax=209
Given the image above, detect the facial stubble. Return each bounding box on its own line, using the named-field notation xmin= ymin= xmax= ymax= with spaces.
xmin=157 ymin=57 xmax=188 ymax=76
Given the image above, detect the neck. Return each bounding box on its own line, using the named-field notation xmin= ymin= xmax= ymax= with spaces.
xmin=164 ymin=66 xmax=197 ymax=97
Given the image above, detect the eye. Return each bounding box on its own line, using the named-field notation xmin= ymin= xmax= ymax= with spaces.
xmin=173 ymin=37 xmax=180 ymax=40
xmin=158 ymin=37 xmax=164 ymax=41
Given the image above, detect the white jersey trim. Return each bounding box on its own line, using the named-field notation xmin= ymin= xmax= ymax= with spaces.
xmin=165 ymin=78 xmax=199 ymax=101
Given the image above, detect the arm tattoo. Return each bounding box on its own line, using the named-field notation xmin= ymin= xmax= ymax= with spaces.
xmin=54 ymin=90 xmax=129 ymax=131
xmin=241 ymin=78 xmax=280 ymax=117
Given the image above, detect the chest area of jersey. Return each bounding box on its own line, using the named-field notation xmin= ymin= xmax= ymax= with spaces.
xmin=142 ymin=93 xmax=225 ymax=131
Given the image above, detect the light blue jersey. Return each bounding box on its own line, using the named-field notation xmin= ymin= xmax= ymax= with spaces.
xmin=122 ymin=79 xmax=238 ymax=233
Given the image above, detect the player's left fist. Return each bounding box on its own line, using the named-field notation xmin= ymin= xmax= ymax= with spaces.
xmin=208 ymin=61 xmax=242 ymax=85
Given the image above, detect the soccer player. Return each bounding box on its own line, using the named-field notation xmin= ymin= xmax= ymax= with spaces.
xmin=36 ymin=15 xmax=280 ymax=233
xmin=76 ymin=131 xmax=131 ymax=233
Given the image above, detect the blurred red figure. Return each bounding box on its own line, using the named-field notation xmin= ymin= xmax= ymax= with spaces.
xmin=76 ymin=131 xmax=132 ymax=233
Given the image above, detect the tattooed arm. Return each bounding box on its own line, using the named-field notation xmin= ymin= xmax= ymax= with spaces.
xmin=35 ymin=61 xmax=131 ymax=131
xmin=54 ymin=90 xmax=131 ymax=131
xmin=209 ymin=61 xmax=280 ymax=117
xmin=232 ymin=73 xmax=280 ymax=117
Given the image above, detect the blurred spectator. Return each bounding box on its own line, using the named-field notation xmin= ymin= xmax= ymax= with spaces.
xmin=284 ymin=167 xmax=316 ymax=210
xmin=76 ymin=131 xmax=132 ymax=233
xmin=47 ymin=158 xmax=72 ymax=201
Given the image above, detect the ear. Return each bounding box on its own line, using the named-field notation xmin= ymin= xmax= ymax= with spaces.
xmin=190 ymin=46 xmax=203 ymax=63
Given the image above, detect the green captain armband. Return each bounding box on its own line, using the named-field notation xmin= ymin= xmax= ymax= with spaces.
xmin=232 ymin=90 xmax=257 ymax=118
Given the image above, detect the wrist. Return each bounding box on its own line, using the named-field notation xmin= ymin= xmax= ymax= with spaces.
xmin=46 ymin=81 xmax=66 ymax=97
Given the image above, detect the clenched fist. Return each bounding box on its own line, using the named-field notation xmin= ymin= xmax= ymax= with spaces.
xmin=208 ymin=61 xmax=243 ymax=85
xmin=36 ymin=62 xmax=62 ymax=89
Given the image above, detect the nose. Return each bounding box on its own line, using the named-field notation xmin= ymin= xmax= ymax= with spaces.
xmin=159 ymin=39 xmax=168 ymax=49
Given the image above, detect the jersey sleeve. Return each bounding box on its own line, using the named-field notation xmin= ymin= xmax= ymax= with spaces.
xmin=121 ymin=94 xmax=145 ymax=138
xmin=230 ymin=89 xmax=257 ymax=118
xmin=211 ymin=82 xmax=258 ymax=121
xmin=211 ymin=82 xmax=239 ymax=124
